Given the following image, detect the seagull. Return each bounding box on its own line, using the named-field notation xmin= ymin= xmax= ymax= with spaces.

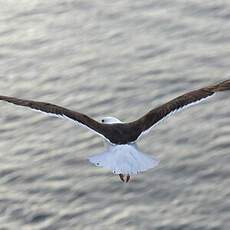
xmin=0 ymin=80 xmax=230 ymax=183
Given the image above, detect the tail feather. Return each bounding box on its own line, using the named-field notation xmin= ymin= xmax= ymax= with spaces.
xmin=88 ymin=145 xmax=159 ymax=175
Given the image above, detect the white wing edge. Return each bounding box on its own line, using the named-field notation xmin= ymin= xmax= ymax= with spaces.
xmin=30 ymin=109 xmax=112 ymax=143
xmin=135 ymin=94 xmax=214 ymax=141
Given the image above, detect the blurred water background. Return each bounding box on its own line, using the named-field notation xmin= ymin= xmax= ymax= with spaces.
xmin=0 ymin=1 xmax=230 ymax=229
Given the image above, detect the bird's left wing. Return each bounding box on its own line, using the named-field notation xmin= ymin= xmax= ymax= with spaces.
xmin=0 ymin=95 xmax=112 ymax=141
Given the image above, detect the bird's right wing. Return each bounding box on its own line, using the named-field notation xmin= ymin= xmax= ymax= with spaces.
xmin=129 ymin=80 xmax=230 ymax=137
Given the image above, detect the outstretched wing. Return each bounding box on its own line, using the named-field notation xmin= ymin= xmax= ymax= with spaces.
xmin=0 ymin=95 xmax=111 ymax=140
xmin=129 ymin=80 xmax=230 ymax=136
xmin=1 ymin=80 xmax=230 ymax=145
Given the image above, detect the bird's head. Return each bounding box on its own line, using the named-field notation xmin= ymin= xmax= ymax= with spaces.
xmin=100 ymin=116 xmax=122 ymax=124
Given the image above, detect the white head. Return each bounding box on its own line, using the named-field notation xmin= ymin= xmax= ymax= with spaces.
xmin=100 ymin=116 xmax=122 ymax=124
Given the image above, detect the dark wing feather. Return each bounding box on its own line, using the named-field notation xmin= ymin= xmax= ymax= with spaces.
xmin=0 ymin=95 xmax=142 ymax=144
xmin=129 ymin=80 xmax=230 ymax=135
xmin=1 ymin=80 xmax=230 ymax=145
xmin=0 ymin=95 xmax=110 ymax=140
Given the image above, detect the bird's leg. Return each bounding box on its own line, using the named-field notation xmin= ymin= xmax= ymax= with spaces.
xmin=119 ymin=174 xmax=131 ymax=183
xmin=119 ymin=174 xmax=125 ymax=182
xmin=126 ymin=174 xmax=130 ymax=183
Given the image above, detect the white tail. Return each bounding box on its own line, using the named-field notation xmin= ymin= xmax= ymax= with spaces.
xmin=88 ymin=144 xmax=159 ymax=175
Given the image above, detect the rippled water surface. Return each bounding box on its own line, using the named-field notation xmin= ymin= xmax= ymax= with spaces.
xmin=0 ymin=1 xmax=230 ymax=229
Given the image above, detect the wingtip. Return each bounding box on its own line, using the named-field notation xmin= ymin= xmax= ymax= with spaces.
xmin=208 ymin=79 xmax=230 ymax=92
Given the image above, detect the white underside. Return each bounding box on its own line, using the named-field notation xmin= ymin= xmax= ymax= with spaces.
xmin=88 ymin=144 xmax=159 ymax=175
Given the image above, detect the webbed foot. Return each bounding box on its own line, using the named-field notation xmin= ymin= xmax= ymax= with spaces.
xmin=119 ymin=174 xmax=131 ymax=183
xmin=119 ymin=174 xmax=125 ymax=182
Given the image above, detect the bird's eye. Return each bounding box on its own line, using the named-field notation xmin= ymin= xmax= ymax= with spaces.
xmin=102 ymin=119 xmax=105 ymax=123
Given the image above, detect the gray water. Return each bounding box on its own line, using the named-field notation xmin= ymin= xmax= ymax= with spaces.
xmin=0 ymin=1 xmax=230 ymax=229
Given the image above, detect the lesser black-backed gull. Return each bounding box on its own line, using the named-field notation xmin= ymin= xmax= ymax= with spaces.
xmin=0 ymin=80 xmax=230 ymax=182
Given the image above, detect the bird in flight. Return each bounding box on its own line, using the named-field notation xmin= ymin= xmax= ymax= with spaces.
xmin=0 ymin=80 xmax=229 ymax=183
